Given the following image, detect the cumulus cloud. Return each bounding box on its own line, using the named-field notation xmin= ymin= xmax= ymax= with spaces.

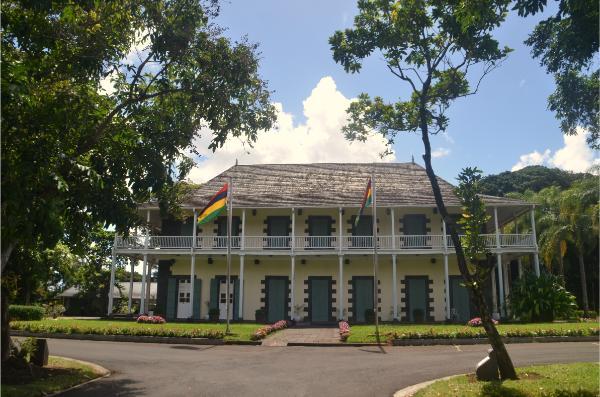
xmin=512 ymin=128 xmax=599 ymax=172
xmin=187 ymin=76 xmax=396 ymax=182
xmin=431 ymin=147 xmax=451 ymax=158
xmin=511 ymin=149 xmax=551 ymax=171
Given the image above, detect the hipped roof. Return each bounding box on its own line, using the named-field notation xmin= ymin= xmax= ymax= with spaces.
xmin=169 ymin=162 xmax=530 ymax=209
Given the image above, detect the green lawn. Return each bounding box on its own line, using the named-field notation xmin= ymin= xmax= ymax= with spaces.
xmin=413 ymin=362 xmax=599 ymax=397
xmin=1 ymin=356 xmax=104 ymax=397
xmin=346 ymin=322 xmax=599 ymax=343
xmin=10 ymin=319 xmax=263 ymax=341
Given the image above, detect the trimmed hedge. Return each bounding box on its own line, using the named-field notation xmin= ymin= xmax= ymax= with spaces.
xmin=389 ymin=327 xmax=600 ymax=340
xmin=9 ymin=305 xmax=45 ymax=321
xmin=10 ymin=321 xmax=225 ymax=339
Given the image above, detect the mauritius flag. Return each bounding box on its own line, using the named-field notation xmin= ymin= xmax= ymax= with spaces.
xmin=197 ymin=183 xmax=228 ymax=225
xmin=354 ymin=178 xmax=372 ymax=227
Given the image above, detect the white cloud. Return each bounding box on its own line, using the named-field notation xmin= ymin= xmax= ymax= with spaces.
xmin=511 ymin=149 xmax=551 ymax=171
xmin=512 ymin=128 xmax=599 ymax=172
xmin=431 ymin=147 xmax=451 ymax=158
xmin=187 ymin=76 xmax=396 ymax=182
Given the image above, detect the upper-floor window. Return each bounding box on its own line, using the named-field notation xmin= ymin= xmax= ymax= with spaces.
xmin=161 ymin=217 xmax=194 ymax=236
xmin=216 ymin=216 xmax=240 ymax=248
xmin=308 ymin=216 xmax=333 ymax=249
xmin=350 ymin=215 xmax=373 ymax=248
xmin=266 ymin=216 xmax=290 ymax=248
xmin=403 ymin=214 xmax=427 ymax=235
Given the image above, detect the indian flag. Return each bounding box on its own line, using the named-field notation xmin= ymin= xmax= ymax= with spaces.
xmin=354 ymin=178 xmax=372 ymax=227
xmin=197 ymin=183 xmax=228 ymax=225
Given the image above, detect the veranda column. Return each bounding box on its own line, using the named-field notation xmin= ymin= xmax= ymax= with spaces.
xmin=146 ymin=261 xmax=152 ymax=312
xmin=530 ymin=206 xmax=541 ymax=276
xmin=190 ymin=208 xmax=197 ymax=319
xmin=517 ymin=257 xmax=523 ymax=278
xmin=290 ymin=208 xmax=295 ymax=320
xmin=290 ymin=256 xmax=296 ymax=320
xmin=107 ymin=247 xmax=116 ymax=315
xmin=338 ymin=207 xmax=344 ymax=320
xmin=494 ymin=207 xmax=505 ymax=317
xmin=239 ymin=209 xmax=246 ymax=319
xmin=491 ymin=270 xmax=498 ymax=319
xmin=128 ymin=258 xmax=134 ymax=313
xmin=140 ymin=209 xmax=150 ymax=314
xmin=338 ymin=255 xmax=344 ymax=320
xmin=442 ymin=219 xmax=450 ymax=320
xmin=391 ymin=208 xmax=398 ymax=320
xmin=239 ymin=255 xmax=245 ymax=319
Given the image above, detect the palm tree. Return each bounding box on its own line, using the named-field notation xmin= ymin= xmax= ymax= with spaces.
xmin=559 ymin=178 xmax=599 ymax=314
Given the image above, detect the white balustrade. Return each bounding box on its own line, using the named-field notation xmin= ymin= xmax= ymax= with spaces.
xmin=114 ymin=233 xmax=536 ymax=251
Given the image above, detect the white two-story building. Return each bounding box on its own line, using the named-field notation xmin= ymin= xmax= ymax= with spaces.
xmin=108 ymin=162 xmax=540 ymax=324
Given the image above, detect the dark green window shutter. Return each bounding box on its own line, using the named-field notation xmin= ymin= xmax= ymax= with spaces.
xmin=209 ymin=278 xmax=219 ymax=310
xmin=181 ymin=217 xmax=194 ymax=236
xmin=234 ymin=279 xmax=240 ymax=320
xmin=192 ymin=279 xmax=202 ymax=320
xmin=403 ymin=215 xmax=427 ymax=235
xmin=166 ymin=278 xmax=177 ymax=319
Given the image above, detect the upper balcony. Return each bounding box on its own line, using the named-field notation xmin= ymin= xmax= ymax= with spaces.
xmin=114 ymin=233 xmax=536 ymax=255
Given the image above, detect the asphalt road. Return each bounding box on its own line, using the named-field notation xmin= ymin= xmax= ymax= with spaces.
xmin=49 ymin=339 xmax=598 ymax=397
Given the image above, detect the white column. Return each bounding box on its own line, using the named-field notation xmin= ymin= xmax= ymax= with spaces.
xmin=392 ymin=254 xmax=398 ymax=320
xmin=140 ymin=255 xmax=147 ymax=314
xmin=444 ymin=254 xmax=450 ymax=320
xmin=491 ymin=269 xmax=498 ymax=319
xmin=140 ymin=209 xmax=150 ymax=314
xmin=518 ymin=257 xmax=523 ymax=278
xmin=107 ymin=248 xmax=116 ymax=315
xmin=290 ymin=256 xmax=295 ymax=320
xmin=442 ymin=219 xmax=450 ymax=320
xmin=239 ymin=255 xmax=244 ymax=320
xmin=241 ymin=209 xmax=246 ymax=251
xmin=503 ymin=259 xmax=510 ymax=297
xmin=530 ymin=207 xmax=541 ymax=276
xmin=190 ymin=209 xmax=197 ymax=319
xmin=338 ymin=207 xmax=343 ymax=253
xmin=128 ymin=258 xmax=134 ymax=313
xmin=497 ymin=254 xmax=505 ymax=317
xmin=493 ymin=206 xmax=501 ymax=251
xmin=338 ymin=255 xmax=344 ymax=320
xmin=291 ymin=208 xmax=295 ymax=252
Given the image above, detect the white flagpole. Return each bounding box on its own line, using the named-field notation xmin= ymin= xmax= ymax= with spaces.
xmin=371 ymin=172 xmax=379 ymax=340
xmin=226 ymin=176 xmax=233 ymax=334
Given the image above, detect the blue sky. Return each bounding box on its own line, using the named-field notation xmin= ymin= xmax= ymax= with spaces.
xmin=185 ymin=1 xmax=598 ymax=183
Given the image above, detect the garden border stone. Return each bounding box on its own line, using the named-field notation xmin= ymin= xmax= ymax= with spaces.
xmin=46 ymin=356 xmax=111 ymax=397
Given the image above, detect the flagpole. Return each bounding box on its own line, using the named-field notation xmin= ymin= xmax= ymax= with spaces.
xmin=226 ymin=176 xmax=233 ymax=334
xmin=371 ymin=171 xmax=379 ymax=341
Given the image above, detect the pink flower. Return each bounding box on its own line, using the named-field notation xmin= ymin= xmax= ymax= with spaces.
xmin=467 ymin=317 xmax=498 ymax=327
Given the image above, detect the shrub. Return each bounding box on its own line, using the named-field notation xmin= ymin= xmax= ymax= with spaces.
xmin=339 ymin=321 xmax=351 ymax=342
xmin=467 ymin=317 xmax=498 ymax=327
xmin=44 ymin=303 xmax=66 ymax=319
xmin=9 ymin=305 xmax=45 ymax=321
xmin=250 ymin=319 xmax=290 ymax=341
xmin=136 ymin=315 xmax=166 ymax=324
xmin=509 ymin=273 xmax=578 ymax=322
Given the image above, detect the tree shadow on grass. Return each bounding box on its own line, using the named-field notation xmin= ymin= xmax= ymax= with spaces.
xmin=479 ymin=383 xmax=596 ymax=397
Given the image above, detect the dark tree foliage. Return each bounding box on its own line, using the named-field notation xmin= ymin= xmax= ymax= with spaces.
xmin=514 ymin=0 xmax=599 ymax=148
xmin=479 ymin=165 xmax=589 ymax=196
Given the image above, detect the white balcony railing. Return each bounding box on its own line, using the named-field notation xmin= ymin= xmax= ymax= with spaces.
xmin=114 ymin=234 xmax=536 ymax=252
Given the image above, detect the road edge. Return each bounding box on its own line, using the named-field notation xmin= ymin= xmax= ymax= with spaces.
xmin=46 ymin=355 xmax=111 ymax=397
xmin=393 ymin=374 xmax=464 ymax=397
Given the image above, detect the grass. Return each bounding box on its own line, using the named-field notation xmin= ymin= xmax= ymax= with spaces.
xmin=413 ymin=362 xmax=599 ymax=397
xmin=345 ymin=322 xmax=599 ymax=343
xmin=10 ymin=318 xmax=264 ymax=342
xmin=1 ymin=356 xmax=104 ymax=397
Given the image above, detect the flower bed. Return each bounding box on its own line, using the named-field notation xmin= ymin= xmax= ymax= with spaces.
xmin=467 ymin=317 xmax=498 ymax=327
xmin=390 ymin=326 xmax=599 ymax=340
xmin=339 ymin=321 xmax=350 ymax=342
xmin=136 ymin=315 xmax=166 ymax=324
xmin=250 ymin=320 xmax=290 ymax=341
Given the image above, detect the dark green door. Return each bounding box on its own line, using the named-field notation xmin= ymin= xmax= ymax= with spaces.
xmin=407 ymin=277 xmax=428 ymax=322
xmin=450 ymin=276 xmax=471 ymax=323
xmin=266 ymin=277 xmax=287 ymax=322
xmin=309 ymin=277 xmax=331 ymax=323
xmin=353 ymin=277 xmax=374 ymax=323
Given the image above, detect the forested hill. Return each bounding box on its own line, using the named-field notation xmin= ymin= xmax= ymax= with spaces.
xmin=480 ymin=166 xmax=590 ymax=196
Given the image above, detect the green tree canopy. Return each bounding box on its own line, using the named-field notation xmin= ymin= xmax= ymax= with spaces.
xmin=1 ymin=0 xmax=276 ymax=271
xmin=514 ymin=0 xmax=599 ymax=148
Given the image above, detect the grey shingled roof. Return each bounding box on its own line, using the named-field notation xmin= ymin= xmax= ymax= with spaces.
xmin=179 ymin=162 xmax=530 ymax=209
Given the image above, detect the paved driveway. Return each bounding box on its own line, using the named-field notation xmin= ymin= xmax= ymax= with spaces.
xmin=49 ymin=339 xmax=598 ymax=397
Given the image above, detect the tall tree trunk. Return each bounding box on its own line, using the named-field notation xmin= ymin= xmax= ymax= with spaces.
xmin=577 ymin=252 xmax=589 ymax=313
xmin=419 ymin=119 xmax=517 ymax=379
xmin=1 ymin=284 xmax=11 ymax=362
